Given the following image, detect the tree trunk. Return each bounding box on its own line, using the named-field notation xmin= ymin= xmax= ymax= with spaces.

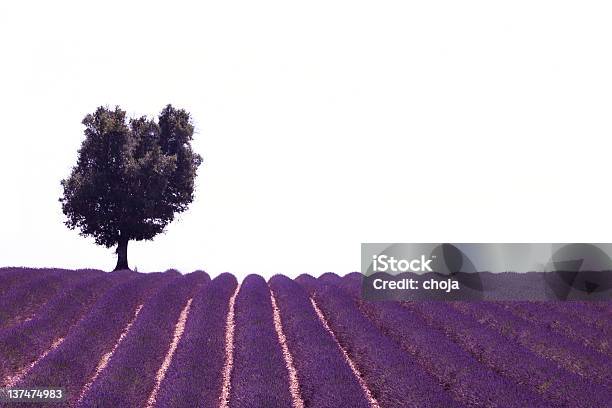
xmin=114 ymin=236 xmax=129 ymax=271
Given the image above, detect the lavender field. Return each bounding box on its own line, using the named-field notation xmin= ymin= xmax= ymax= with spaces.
xmin=0 ymin=268 xmax=611 ymax=407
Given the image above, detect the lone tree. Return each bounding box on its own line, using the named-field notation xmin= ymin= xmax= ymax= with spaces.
xmin=60 ymin=105 xmax=202 ymax=270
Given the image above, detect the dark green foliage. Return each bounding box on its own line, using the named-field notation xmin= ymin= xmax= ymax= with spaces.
xmin=60 ymin=105 xmax=202 ymax=269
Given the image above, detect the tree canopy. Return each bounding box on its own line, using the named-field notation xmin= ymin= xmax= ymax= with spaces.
xmin=60 ymin=105 xmax=202 ymax=270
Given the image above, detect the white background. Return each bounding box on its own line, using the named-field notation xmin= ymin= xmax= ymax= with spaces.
xmin=0 ymin=1 xmax=611 ymax=279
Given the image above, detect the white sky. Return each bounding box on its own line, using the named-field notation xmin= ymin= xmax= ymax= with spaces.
xmin=1 ymin=1 xmax=611 ymax=279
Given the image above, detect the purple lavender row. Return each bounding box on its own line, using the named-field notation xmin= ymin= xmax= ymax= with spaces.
xmin=17 ymin=271 xmax=178 ymax=407
xmin=296 ymin=275 xmax=459 ymax=408
xmin=335 ymin=277 xmax=552 ymax=408
xmin=77 ymin=272 xmax=208 ymax=408
xmin=0 ymin=269 xmax=101 ymax=330
xmin=0 ymin=268 xmax=46 ymax=297
xmin=590 ymin=301 xmax=612 ymax=314
xmin=0 ymin=267 xmax=13 ymax=275
xmin=452 ymin=301 xmax=612 ymax=389
xmin=498 ymin=301 xmax=612 ymax=357
xmin=153 ymin=273 xmax=238 ymax=408
xmin=0 ymin=273 xmax=123 ymax=387
xmin=228 ymin=274 xmax=294 ymax=408
xmin=403 ymin=300 xmax=612 ymax=408
xmin=269 ymin=275 xmax=371 ymax=408
xmin=549 ymin=301 xmax=612 ymax=339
